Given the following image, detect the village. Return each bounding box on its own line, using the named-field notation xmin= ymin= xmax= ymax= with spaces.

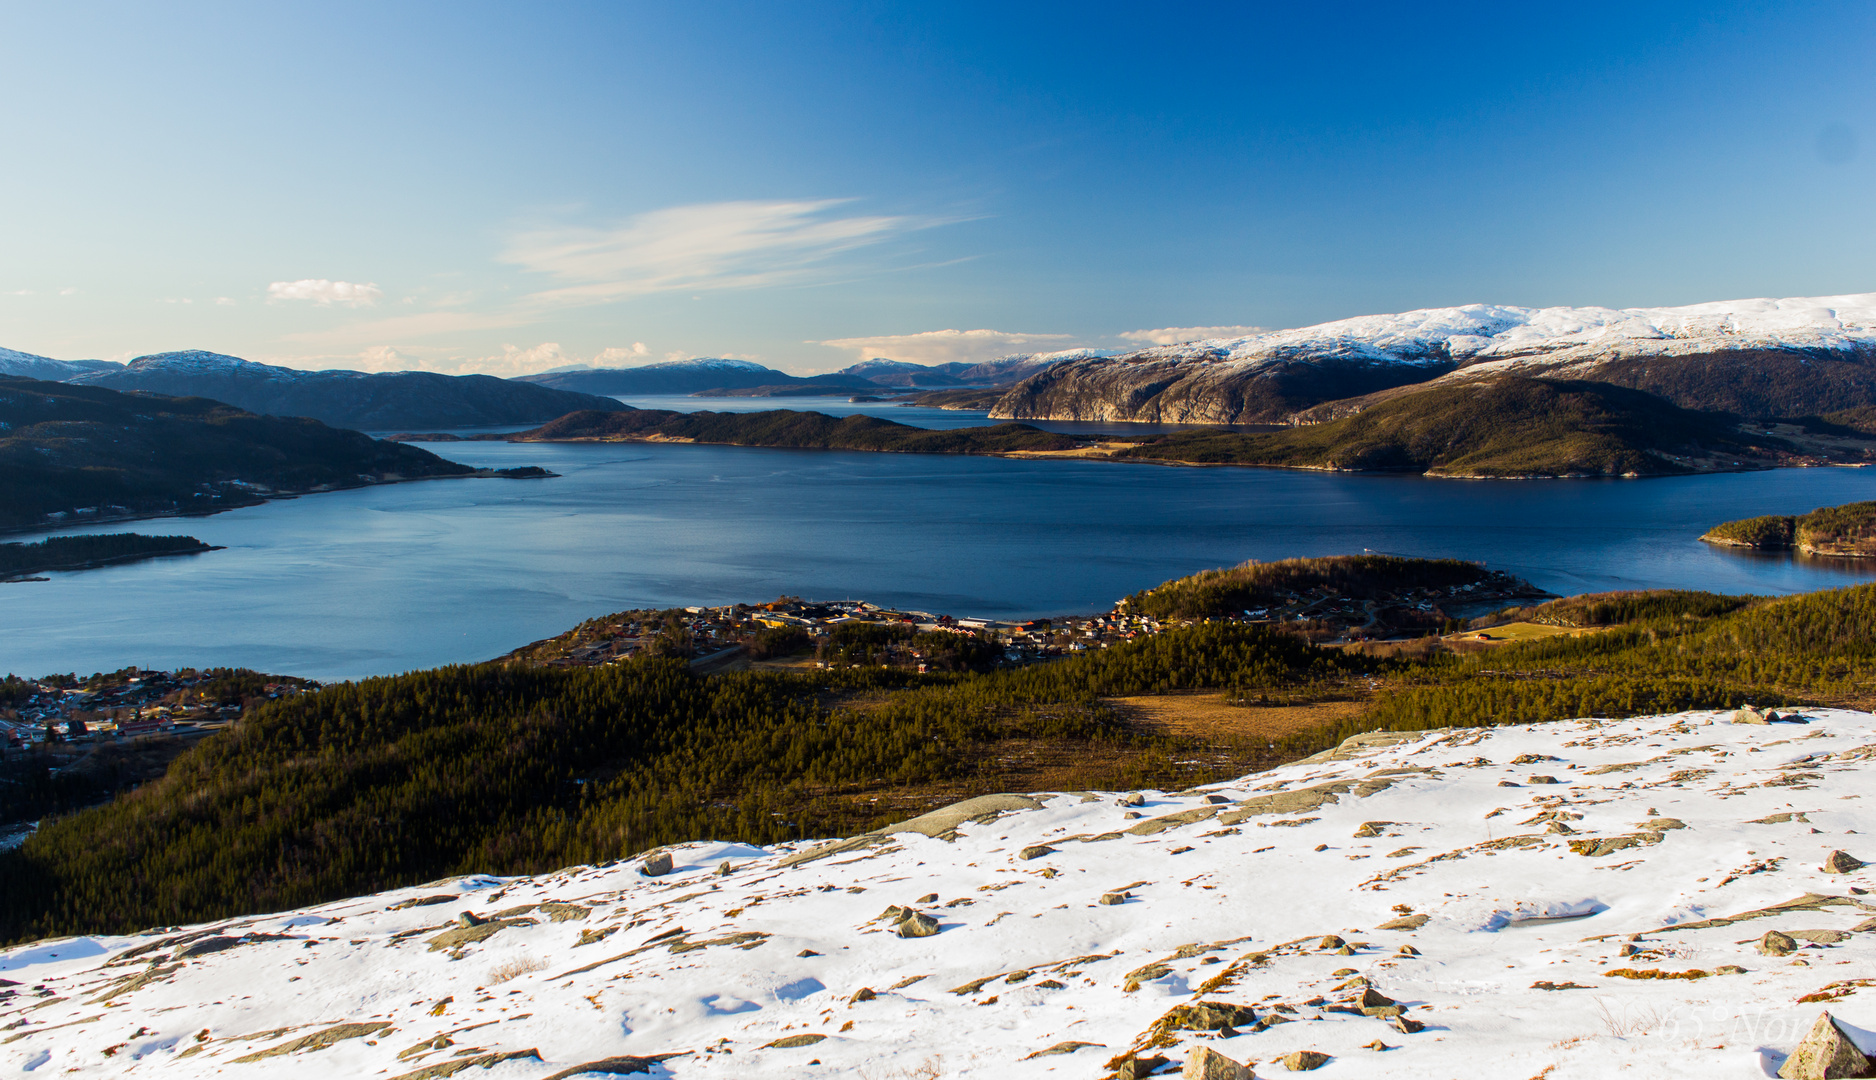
xmin=0 ymin=667 xmax=313 ymax=753
xmin=498 ymin=570 xmax=1543 ymax=673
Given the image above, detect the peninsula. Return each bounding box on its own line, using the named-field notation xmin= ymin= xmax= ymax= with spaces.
xmin=1702 ymin=500 xmax=1876 ymax=556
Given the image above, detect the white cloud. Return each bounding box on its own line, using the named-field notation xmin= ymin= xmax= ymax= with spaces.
xmin=813 ymin=328 xmax=1078 ymax=367
xmin=503 ymin=199 xmax=938 ymax=307
xmin=594 ymin=343 xmax=651 ymax=364
xmin=1119 ymin=325 xmax=1267 ymax=346
xmin=214 ymin=296 xmax=235 ymax=306
xmin=268 ymin=279 xmax=385 ymax=307
xmin=58 ymin=287 xmax=77 ymax=296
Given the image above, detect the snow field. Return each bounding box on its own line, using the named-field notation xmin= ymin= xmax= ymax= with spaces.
xmin=4 ymin=708 xmax=1875 ymax=1078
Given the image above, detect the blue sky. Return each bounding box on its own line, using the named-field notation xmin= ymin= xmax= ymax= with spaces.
xmin=2 ymin=1 xmax=1872 ymax=375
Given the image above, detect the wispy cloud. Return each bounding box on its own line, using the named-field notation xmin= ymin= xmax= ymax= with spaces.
xmin=813 ymin=328 xmax=1077 ymax=367
xmin=504 ymin=199 xmax=939 ymax=308
xmin=1119 ymin=325 xmax=1266 ymax=346
xmin=268 ymin=279 xmax=384 ymax=307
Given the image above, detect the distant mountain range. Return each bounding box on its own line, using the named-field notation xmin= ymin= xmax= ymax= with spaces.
xmin=52 ymin=352 xmax=632 ymax=431
xmin=518 ymin=352 xmax=1080 ymax=397
xmin=989 ymin=293 xmax=1876 ymax=424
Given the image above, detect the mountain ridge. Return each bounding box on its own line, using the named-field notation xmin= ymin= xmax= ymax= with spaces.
xmin=69 ymin=351 xmax=631 ymax=430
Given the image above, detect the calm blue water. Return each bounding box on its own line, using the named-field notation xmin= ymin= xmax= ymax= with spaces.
xmin=4 ymin=440 xmax=1875 ymax=682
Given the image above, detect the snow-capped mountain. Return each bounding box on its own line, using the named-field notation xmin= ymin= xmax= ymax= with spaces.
xmin=5 ymin=707 xmax=1872 ymax=1078
xmin=992 ymin=294 xmax=1876 ymax=424
xmin=0 ymin=347 xmax=121 ymax=381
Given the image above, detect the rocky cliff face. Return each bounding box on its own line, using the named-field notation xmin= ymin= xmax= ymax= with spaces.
xmin=989 ymin=350 xmax=1452 ymax=423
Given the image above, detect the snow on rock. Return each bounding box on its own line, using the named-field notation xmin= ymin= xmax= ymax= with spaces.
xmin=6 ymin=710 xmax=1876 ymax=1077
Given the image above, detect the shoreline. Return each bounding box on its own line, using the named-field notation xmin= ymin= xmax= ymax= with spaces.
xmin=499 ymin=430 xmax=1821 ymax=481
xmin=1 ymin=467 xmax=553 ymax=541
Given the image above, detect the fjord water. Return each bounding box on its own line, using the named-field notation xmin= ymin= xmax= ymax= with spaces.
xmin=4 ymin=440 xmax=1876 ymax=682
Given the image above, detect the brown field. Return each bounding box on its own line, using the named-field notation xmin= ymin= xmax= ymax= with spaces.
xmin=1105 ymin=692 xmax=1367 ymax=742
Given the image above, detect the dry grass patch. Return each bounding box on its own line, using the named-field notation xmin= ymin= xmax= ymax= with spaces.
xmin=1107 ymin=693 xmax=1366 ymax=742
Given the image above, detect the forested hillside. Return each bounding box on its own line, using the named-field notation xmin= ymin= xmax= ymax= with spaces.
xmin=0 ymin=378 xmax=477 ymax=530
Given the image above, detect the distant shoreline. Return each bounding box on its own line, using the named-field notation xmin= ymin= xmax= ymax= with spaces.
xmin=1 ymin=467 xmax=554 ymax=541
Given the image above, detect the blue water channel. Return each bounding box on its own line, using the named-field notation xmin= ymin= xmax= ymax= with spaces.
xmin=4 ymin=405 xmax=1875 ymax=681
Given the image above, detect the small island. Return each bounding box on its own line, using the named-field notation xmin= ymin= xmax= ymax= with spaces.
xmin=0 ymin=532 xmax=220 ymax=581
xmin=1701 ymin=500 xmax=1876 ymax=556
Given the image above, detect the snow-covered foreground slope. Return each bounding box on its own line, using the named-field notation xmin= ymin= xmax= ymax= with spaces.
xmin=6 ymin=710 xmax=1876 ymax=1078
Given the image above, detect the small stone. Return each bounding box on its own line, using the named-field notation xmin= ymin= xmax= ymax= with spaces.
xmin=640 ymin=852 xmax=674 ymax=877
xmin=1314 ymin=844 xmax=1329 ymax=852
xmin=1618 ymin=943 xmax=1639 ymax=957
xmin=894 ymin=912 xmax=940 ymax=938
xmin=1733 ymin=707 xmax=1770 ymax=725
xmin=1528 ymin=775 xmax=1560 ymax=784
xmin=1822 ymin=850 xmax=1866 ymax=874
xmin=1759 ymin=931 xmax=1799 ymax=956
xmin=1181 ymin=1045 xmax=1253 ymax=1079
xmin=1100 ymin=892 xmax=1129 ymax=905
xmin=1318 ymin=935 xmax=1346 ymax=951
xmin=917 ymin=893 xmax=939 ymax=904
xmin=1124 ymin=811 xmax=1145 ymax=820
xmin=849 ymin=987 xmax=876 ymax=1004
xmin=1115 ymin=1055 xmax=1170 ymax=1080
xmin=1333 ymin=945 xmax=1355 ymax=955
xmin=1778 ymin=1010 xmax=1873 ymax=1079
xmin=1331 ymin=968 xmax=1359 ymax=977
xmin=1205 ymin=794 xmax=1231 ymax=804
xmin=1716 ymin=965 xmax=1747 ymax=975
xmin=1363 ymin=1039 xmax=1392 ymax=1051
xmin=1282 ymin=1050 xmax=1331 ymax=1071
xmin=1120 ymin=792 xmax=1145 ymax=807
xmin=456 ymin=912 xmax=485 ymax=928
xmin=796 ymin=949 xmax=821 ymax=957
xmin=1018 ymin=845 xmax=1056 ymax=861
xmin=1391 ymin=1015 xmax=1425 ymax=1034
xmin=762 ymin=1033 xmax=826 ymax=1049
xmin=1035 ymin=979 xmax=1065 ymax=989
xmin=1396 ymin=945 xmax=1419 ymax=956
xmin=1357 ymin=988 xmax=1400 ymax=1017
xmin=715 ymin=862 xmax=734 ymax=877
xmin=1497 ymin=781 xmax=1522 ymax=788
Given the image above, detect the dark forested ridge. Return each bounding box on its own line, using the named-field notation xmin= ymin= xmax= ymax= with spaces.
xmin=12 ymin=570 xmax=1876 ymax=942
xmin=0 ymin=533 xmax=215 ymax=579
xmin=401 ymin=407 xmax=1084 ymax=454
xmin=0 ymin=377 xmax=500 ymax=531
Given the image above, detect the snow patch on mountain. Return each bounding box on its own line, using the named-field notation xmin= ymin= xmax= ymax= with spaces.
xmin=6 ymin=708 xmax=1875 ymax=1078
xmin=0 ymin=348 xmax=121 ymax=381
xmin=1130 ymin=292 xmax=1876 ymax=372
